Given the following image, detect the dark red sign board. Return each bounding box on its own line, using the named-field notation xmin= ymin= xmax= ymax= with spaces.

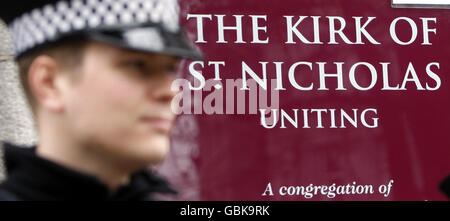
xmin=158 ymin=0 xmax=450 ymax=201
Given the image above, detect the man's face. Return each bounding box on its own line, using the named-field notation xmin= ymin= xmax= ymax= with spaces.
xmin=61 ymin=41 xmax=180 ymax=169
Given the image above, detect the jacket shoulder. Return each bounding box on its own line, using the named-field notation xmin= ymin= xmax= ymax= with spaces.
xmin=0 ymin=141 xmax=5 ymax=181
xmin=0 ymin=187 xmax=19 ymax=201
xmin=0 ymin=141 xmax=16 ymax=201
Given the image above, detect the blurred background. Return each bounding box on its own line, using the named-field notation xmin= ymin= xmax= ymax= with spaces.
xmin=0 ymin=20 xmax=37 ymax=182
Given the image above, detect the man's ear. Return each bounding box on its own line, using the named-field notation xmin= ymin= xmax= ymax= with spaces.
xmin=28 ymin=55 xmax=66 ymax=113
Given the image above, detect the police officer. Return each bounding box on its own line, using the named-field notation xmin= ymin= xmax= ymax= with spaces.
xmin=0 ymin=0 xmax=201 ymax=200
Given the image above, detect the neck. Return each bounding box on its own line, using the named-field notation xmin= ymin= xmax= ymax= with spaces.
xmin=35 ymin=114 xmax=132 ymax=192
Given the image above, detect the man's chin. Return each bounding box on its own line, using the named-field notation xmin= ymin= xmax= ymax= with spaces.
xmin=99 ymin=136 xmax=171 ymax=168
xmin=137 ymin=139 xmax=171 ymax=165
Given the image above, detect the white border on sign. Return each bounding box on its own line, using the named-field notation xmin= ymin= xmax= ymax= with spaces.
xmin=393 ymin=0 xmax=450 ymax=4
xmin=392 ymin=0 xmax=450 ymax=8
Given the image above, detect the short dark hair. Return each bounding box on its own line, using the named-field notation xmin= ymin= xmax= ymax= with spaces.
xmin=17 ymin=37 xmax=88 ymax=112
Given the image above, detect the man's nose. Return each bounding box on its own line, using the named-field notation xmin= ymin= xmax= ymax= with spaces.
xmin=147 ymin=74 xmax=177 ymax=103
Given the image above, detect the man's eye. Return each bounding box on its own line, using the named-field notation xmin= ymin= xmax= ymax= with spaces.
xmin=167 ymin=65 xmax=178 ymax=73
xmin=122 ymin=59 xmax=180 ymax=76
xmin=126 ymin=60 xmax=146 ymax=70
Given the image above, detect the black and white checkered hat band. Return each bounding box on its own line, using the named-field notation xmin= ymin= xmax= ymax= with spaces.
xmin=9 ymin=0 xmax=181 ymax=56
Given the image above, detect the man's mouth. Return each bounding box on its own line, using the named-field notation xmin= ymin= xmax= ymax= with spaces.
xmin=140 ymin=117 xmax=174 ymax=133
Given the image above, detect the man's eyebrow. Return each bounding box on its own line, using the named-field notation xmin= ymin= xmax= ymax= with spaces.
xmin=117 ymin=48 xmax=151 ymax=57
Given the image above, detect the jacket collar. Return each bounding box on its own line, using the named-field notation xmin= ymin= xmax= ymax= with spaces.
xmin=0 ymin=142 xmax=177 ymax=201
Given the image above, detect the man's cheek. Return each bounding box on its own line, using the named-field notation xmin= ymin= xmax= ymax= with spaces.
xmin=95 ymin=79 xmax=142 ymax=109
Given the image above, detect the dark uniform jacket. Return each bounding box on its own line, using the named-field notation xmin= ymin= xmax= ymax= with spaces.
xmin=0 ymin=142 xmax=177 ymax=201
xmin=441 ymin=175 xmax=450 ymax=199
